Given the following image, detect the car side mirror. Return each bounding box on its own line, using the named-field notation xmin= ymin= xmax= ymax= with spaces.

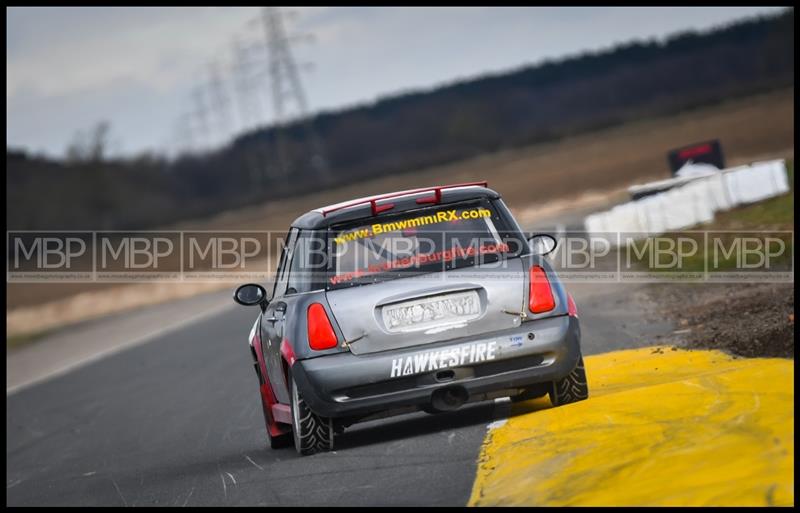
xmin=233 ymin=284 xmax=268 ymax=308
xmin=527 ymin=233 xmax=558 ymax=256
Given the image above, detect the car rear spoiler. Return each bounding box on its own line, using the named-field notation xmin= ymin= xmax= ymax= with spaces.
xmin=320 ymin=181 xmax=489 ymax=217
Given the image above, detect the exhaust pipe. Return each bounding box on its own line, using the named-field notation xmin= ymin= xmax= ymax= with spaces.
xmin=430 ymin=386 xmax=469 ymax=412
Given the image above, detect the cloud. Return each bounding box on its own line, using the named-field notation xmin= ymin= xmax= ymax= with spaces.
xmin=7 ymin=75 xmax=187 ymax=156
xmin=7 ymin=7 xmax=261 ymax=98
xmin=6 ymin=6 xmax=789 ymax=157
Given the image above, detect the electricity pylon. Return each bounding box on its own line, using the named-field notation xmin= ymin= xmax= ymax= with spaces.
xmin=231 ymin=37 xmax=263 ymax=134
xmin=260 ymin=6 xmax=331 ymax=186
xmin=205 ymin=60 xmax=234 ymax=146
xmin=190 ymin=85 xmax=212 ymax=151
xmin=230 ymin=36 xmax=271 ymax=193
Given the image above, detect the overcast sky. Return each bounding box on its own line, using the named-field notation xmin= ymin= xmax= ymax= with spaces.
xmin=6 ymin=6 xmax=788 ymax=158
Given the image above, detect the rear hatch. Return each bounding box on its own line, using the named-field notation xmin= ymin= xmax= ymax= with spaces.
xmin=325 ymin=199 xmax=527 ymax=355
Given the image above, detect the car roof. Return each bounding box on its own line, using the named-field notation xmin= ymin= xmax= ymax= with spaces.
xmin=290 ymin=183 xmax=501 ymax=230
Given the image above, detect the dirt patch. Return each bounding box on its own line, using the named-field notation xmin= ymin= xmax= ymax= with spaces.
xmin=644 ymin=283 xmax=794 ymax=358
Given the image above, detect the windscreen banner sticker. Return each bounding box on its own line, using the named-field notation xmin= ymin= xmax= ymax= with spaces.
xmin=389 ymin=340 xmax=497 ymax=378
xmin=329 ymin=242 xmax=509 ymax=285
xmin=333 ymin=207 xmax=492 ymax=246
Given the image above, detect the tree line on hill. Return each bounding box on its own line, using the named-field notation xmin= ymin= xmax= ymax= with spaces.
xmin=6 ymin=8 xmax=794 ymax=231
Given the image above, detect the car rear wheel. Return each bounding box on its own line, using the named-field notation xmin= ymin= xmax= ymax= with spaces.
xmin=290 ymin=374 xmax=334 ymax=456
xmin=549 ymin=355 xmax=589 ymax=406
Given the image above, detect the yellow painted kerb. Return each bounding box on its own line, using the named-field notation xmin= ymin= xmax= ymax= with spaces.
xmin=469 ymin=346 xmax=794 ymax=506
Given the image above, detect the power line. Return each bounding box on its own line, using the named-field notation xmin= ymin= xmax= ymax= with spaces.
xmin=176 ymin=112 xmax=197 ymax=155
xmin=171 ymin=6 xmax=329 ymax=184
xmin=190 ymin=85 xmax=212 ymax=150
xmin=205 ymin=60 xmax=235 ymax=145
xmin=231 ymin=37 xmax=261 ymax=133
xmin=260 ymin=6 xmax=331 ymax=185
xmin=230 ymin=36 xmax=274 ymax=193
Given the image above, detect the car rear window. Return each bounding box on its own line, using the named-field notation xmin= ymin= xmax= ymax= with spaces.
xmin=327 ymin=199 xmax=524 ymax=289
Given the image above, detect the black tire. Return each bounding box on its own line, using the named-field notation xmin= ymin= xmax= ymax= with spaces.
xmin=511 ymin=383 xmax=549 ymax=403
xmin=549 ymin=355 xmax=589 ymax=407
xmin=290 ymin=374 xmax=334 ymax=456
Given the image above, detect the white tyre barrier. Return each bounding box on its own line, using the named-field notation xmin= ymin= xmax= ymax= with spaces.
xmin=723 ymin=160 xmax=789 ymax=206
xmin=700 ymin=172 xmax=735 ymax=212
xmin=584 ymin=159 xmax=788 ymax=244
xmin=634 ymin=193 xmax=671 ymax=235
xmin=584 ymin=212 xmax=609 ymax=236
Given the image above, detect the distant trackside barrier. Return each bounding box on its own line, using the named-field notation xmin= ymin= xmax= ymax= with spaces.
xmin=585 ymin=159 xmax=790 ymax=246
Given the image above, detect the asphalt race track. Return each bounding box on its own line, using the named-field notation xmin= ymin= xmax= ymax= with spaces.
xmin=7 ymin=305 xmax=483 ymax=506
xmin=7 ymin=279 xmax=673 ymax=506
xmin=7 ymin=305 xmax=500 ymax=506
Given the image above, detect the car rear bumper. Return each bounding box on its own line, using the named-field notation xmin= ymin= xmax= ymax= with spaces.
xmin=291 ymin=314 xmax=581 ymax=418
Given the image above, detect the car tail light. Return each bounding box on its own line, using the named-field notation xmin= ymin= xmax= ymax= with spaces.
xmin=528 ymin=265 xmax=556 ymax=314
xmin=307 ymin=303 xmax=338 ymax=350
xmin=567 ymin=293 xmax=578 ymax=318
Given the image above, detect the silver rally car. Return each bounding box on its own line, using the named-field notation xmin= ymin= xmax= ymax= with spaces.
xmin=234 ymin=182 xmax=587 ymax=455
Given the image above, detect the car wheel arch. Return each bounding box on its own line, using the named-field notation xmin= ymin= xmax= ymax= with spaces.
xmin=279 ymin=339 xmax=297 ymax=394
